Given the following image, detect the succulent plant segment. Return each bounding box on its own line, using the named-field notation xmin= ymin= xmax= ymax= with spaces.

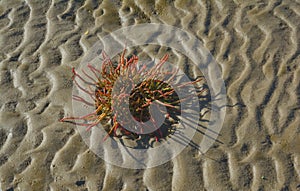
xmin=60 ymin=49 xmax=206 ymax=142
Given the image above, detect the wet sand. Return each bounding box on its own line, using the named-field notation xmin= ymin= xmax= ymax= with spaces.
xmin=0 ymin=0 xmax=299 ymax=190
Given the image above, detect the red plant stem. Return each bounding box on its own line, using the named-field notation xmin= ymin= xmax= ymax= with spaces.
xmin=85 ymin=122 xmax=98 ymax=131
xmin=72 ymin=95 xmax=94 ymax=106
xmin=87 ymin=64 xmax=101 ymax=82
xmin=174 ymin=78 xmax=203 ymax=88
xmin=81 ymin=68 xmax=98 ymax=84
xmin=61 ymin=111 xmax=97 ymax=121
xmin=73 ymin=78 xmax=94 ymax=96
xmin=155 ymin=99 xmax=177 ymax=108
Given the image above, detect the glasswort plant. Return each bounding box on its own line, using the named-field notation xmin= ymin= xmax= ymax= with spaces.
xmin=60 ymin=48 xmax=205 ymax=142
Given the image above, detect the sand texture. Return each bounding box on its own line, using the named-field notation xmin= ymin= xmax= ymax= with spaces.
xmin=0 ymin=0 xmax=300 ymax=190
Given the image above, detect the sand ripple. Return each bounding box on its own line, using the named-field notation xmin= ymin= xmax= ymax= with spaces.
xmin=0 ymin=0 xmax=299 ymax=190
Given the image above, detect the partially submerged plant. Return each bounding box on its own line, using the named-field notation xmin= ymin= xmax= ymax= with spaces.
xmin=60 ymin=48 xmax=206 ymax=142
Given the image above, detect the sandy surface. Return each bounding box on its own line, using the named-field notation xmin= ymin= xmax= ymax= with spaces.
xmin=0 ymin=0 xmax=300 ymax=190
